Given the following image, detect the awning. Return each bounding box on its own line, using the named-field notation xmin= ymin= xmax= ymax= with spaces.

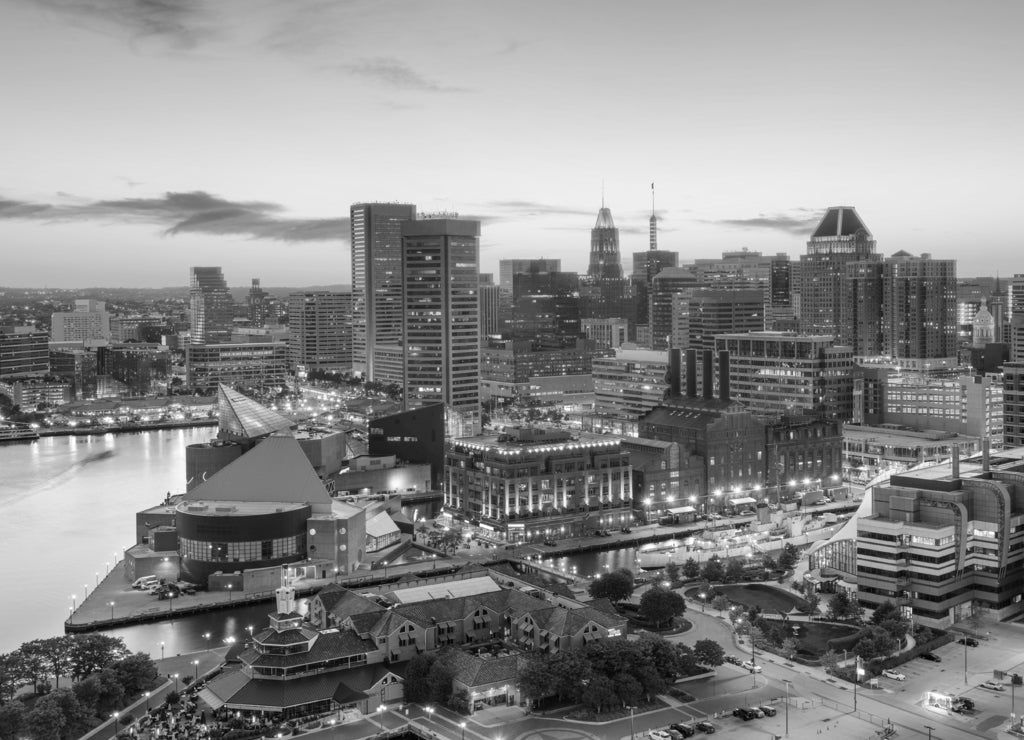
xmin=198 ymin=687 xmax=226 ymax=710
xmin=729 ymin=497 xmax=757 ymax=506
xmin=667 ymin=506 xmax=696 ymax=515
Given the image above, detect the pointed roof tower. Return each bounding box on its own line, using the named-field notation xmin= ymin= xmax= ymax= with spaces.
xmin=594 ymin=207 xmax=616 ymax=230
xmin=182 ymin=433 xmax=332 ymax=506
xmin=217 ymin=384 xmax=295 ymax=440
xmin=811 ymin=206 xmax=872 ymax=239
xmin=649 ymin=182 xmax=658 ymax=251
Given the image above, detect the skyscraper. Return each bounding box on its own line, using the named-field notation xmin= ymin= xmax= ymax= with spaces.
xmin=287 ymin=291 xmax=352 ymax=373
xmin=498 ymin=259 xmax=561 ymax=297
xmin=248 ymin=278 xmax=269 ymax=328
xmin=581 ymin=203 xmax=634 ymax=326
xmin=401 ymin=218 xmax=481 ymax=437
xmin=50 ymin=299 xmax=112 ymax=345
xmin=588 ymin=203 xmax=623 ymax=280
xmin=189 ymin=267 xmax=234 ymax=345
xmin=350 ymin=202 xmax=417 ymax=379
xmin=799 ymin=207 xmax=878 ymax=335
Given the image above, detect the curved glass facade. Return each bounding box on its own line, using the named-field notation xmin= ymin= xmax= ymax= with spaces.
xmin=180 ymin=534 xmax=305 ymax=563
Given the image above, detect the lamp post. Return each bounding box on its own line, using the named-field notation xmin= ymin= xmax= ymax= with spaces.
xmin=227 ymin=584 xmax=233 ymax=601
xmin=111 ymin=712 xmax=119 ymax=739
xmin=627 ymin=705 xmax=636 ymax=740
xmin=145 ymin=691 xmax=150 ymax=712
xmin=699 ymin=592 xmax=706 ymax=612
xmin=964 ymin=638 xmax=968 ymax=685
xmin=109 ymin=601 xmax=115 ymax=620
xmin=203 ymin=632 xmax=211 ymax=651
xmin=853 ymin=655 xmax=863 ymax=711
xmin=192 ymin=659 xmax=199 ymax=683
xmin=173 ymin=673 xmax=179 ymax=692
xmin=377 ymin=703 xmax=386 ymax=731
xmin=784 ymin=680 xmax=792 ymax=737
xmin=160 ymin=642 xmax=165 ymax=661
xmin=460 ymin=720 xmax=467 ymax=740
xmin=424 ymin=706 xmax=434 ymax=725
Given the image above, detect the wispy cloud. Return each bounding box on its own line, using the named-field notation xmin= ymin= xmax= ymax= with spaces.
xmin=704 ymin=210 xmax=823 ymax=235
xmin=485 ymin=200 xmax=595 ymax=219
xmin=0 ymin=191 xmax=347 ymax=242
xmin=346 ymin=57 xmax=469 ymax=93
xmin=31 ymin=0 xmax=216 ymax=50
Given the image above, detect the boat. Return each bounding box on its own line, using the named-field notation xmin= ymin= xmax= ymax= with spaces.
xmin=0 ymin=423 xmax=40 ymax=443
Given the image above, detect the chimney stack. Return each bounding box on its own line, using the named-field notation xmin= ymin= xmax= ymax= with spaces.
xmin=702 ymin=349 xmax=714 ymax=400
xmin=983 ymin=437 xmax=991 ymax=472
xmin=668 ymin=349 xmax=682 ymax=398
xmin=718 ymin=349 xmax=730 ymax=403
xmin=685 ymin=349 xmax=697 ymax=399
xmin=951 ymin=444 xmax=960 ymax=479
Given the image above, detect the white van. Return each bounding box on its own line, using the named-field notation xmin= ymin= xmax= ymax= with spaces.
xmin=132 ymin=575 xmax=159 ymax=590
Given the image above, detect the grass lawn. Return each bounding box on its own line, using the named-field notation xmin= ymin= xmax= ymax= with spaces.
xmin=760 ymin=618 xmax=862 ymax=655
xmin=686 ymin=583 xmax=809 ymax=615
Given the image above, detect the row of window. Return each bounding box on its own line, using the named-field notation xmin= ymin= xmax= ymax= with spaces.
xmin=179 ymin=535 xmax=305 ymax=562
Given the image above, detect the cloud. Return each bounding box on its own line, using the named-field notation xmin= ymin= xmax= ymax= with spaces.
xmin=705 ymin=210 xmax=823 ymax=235
xmin=30 ymin=0 xmax=216 ymax=50
xmin=0 ymin=191 xmax=347 ymax=243
xmin=346 ymin=57 xmax=468 ymax=93
xmin=485 ymin=200 xmax=595 ymax=219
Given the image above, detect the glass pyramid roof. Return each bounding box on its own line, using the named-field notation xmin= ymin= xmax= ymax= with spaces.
xmin=218 ymin=384 xmax=295 ymax=439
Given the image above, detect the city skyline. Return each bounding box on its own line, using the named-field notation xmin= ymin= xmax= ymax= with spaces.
xmin=3 ymin=0 xmax=1024 ymax=288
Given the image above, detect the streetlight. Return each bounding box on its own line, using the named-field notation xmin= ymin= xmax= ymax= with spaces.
xmin=627 ymin=705 xmax=636 ymax=740
xmin=192 ymin=659 xmax=199 ymax=682
xmin=109 ymin=601 xmax=115 ymax=620
xmin=144 ymin=691 xmax=150 ymax=712
xmin=172 ymin=673 xmax=179 ymax=692
xmin=699 ymin=592 xmax=706 ymax=612
xmin=160 ymin=642 xmax=165 ymax=660
xmin=853 ymin=655 xmax=863 ymax=711
xmin=111 ymin=712 xmax=119 ymax=739
xmin=784 ymin=680 xmax=792 ymax=737
xmin=964 ymin=638 xmax=968 ymax=685
xmin=203 ymin=632 xmax=211 ymax=651
xmin=377 ymin=703 xmax=386 ymax=731
xmin=227 ymin=584 xmax=233 ymax=601
xmin=424 ymin=706 xmax=434 ymax=724
xmin=460 ymin=720 xmax=467 ymax=740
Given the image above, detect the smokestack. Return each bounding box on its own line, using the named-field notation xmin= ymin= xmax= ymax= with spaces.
xmin=951 ymin=444 xmax=960 ymax=479
xmin=983 ymin=437 xmax=991 ymax=472
xmin=718 ymin=350 xmax=730 ymax=402
xmin=669 ymin=349 xmax=681 ymax=398
xmin=685 ymin=349 xmax=697 ymax=399
xmin=703 ymin=350 xmax=714 ymax=400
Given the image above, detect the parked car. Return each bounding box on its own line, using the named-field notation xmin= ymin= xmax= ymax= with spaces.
xmin=956 ymin=637 xmax=979 ymax=647
xmin=747 ymin=707 xmax=764 ymax=718
xmin=956 ymin=697 xmax=975 ymax=711
xmin=732 ymin=708 xmax=756 ymax=721
xmin=741 ymin=660 xmax=763 ymax=673
xmin=920 ymin=652 xmax=941 ymax=662
xmin=648 ymin=731 xmax=671 ymax=740
xmin=981 ymin=680 xmax=1006 ymax=691
xmin=724 ymin=654 xmax=742 ymax=665
xmin=621 ymin=527 xmax=632 ymax=534
xmin=670 ymin=723 xmax=695 ymax=738
xmin=881 ymin=669 xmax=906 ymax=681
xmin=694 ymin=721 xmax=716 ymax=734
xmin=132 ymin=575 xmax=159 ymax=589
xmin=665 ymin=729 xmax=684 ymax=740
xmin=759 ymin=705 xmax=777 ymax=717
xmin=543 ymin=540 xmax=558 ymax=547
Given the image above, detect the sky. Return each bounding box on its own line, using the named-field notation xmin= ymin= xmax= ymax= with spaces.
xmin=2 ymin=0 xmax=1023 ymax=288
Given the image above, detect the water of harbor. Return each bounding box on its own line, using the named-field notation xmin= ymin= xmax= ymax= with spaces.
xmin=0 ymin=429 xmax=640 ymax=656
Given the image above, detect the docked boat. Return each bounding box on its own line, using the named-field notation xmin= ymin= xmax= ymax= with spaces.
xmin=0 ymin=423 xmax=40 ymax=443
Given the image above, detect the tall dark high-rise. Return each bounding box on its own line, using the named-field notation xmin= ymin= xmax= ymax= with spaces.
xmin=247 ymin=278 xmax=269 ymax=328
xmin=350 ymin=202 xmax=417 ymax=379
xmin=287 ymin=291 xmax=352 ymax=373
xmin=401 ymin=218 xmax=481 ymax=438
xmin=632 ymin=191 xmax=679 ymax=343
xmin=799 ymin=207 xmax=878 ymax=336
xmin=588 ymin=201 xmax=623 ymax=280
xmin=189 ymin=266 xmax=234 ymax=345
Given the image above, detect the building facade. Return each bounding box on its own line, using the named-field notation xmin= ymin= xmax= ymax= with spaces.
xmin=714 ymin=332 xmax=855 ymax=420
xmin=50 ymin=299 xmax=112 ymax=344
xmin=0 ymin=327 xmax=49 ymax=378
xmin=592 ymin=348 xmax=669 ymax=420
xmin=401 ymin=218 xmax=481 ymax=437
xmin=445 ymin=427 xmax=633 ymax=542
xmin=185 ymin=342 xmax=290 ymax=392
xmin=287 ymin=291 xmax=353 ymax=373
xmin=350 ymin=202 xmax=417 ymax=379
xmin=189 ymin=267 xmax=235 ymax=345
xmin=1005 ymin=363 xmax=1024 ymax=447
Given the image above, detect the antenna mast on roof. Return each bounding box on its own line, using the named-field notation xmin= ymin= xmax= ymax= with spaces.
xmin=649 ymin=182 xmax=657 ymax=251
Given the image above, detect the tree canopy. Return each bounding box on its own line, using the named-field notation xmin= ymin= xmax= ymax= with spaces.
xmin=587 ymin=569 xmax=635 ymax=603
xmin=639 ymin=586 xmax=686 ymax=627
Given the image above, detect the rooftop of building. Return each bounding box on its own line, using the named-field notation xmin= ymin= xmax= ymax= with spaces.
xmin=175 ymin=500 xmax=309 ymax=517
xmin=218 ymin=384 xmax=295 ymax=439
xmin=449 ymin=428 xmax=623 ymax=454
xmin=810 ymin=206 xmax=872 ymax=239
xmin=842 ymin=425 xmax=969 ymax=444
xmin=379 ymin=575 xmax=503 ymax=604
xmin=715 ymin=330 xmax=839 ymax=342
xmin=596 ymin=348 xmax=668 ymax=364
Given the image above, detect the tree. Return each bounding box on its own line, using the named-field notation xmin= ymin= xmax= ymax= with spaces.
xmin=819 ymin=649 xmax=840 ymax=675
xmin=0 ymin=701 xmax=25 ymax=740
xmin=827 ymin=591 xmax=864 ymax=622
xmin=403 ymin=654 xmax=437 ymax=703
xmin=639 ymin=586 xmax=686 ymax=628
xmin=110 ymin=652 xmax=158 ymax=697
xmin=581 ymin=674 xmax=616 ymax=714
xmin=725 ymin=558 xmax=745 ymax=583
xmin=0 ymin=654 xmax=23 ymax=703
xmin=425 ymin=652 xmax=457 ymax=704
xmin=24 ymin=700 xmax=65 ymax=740
xmin=14 ymin=645 xmax=47 ymax=694
xmin=664 ymin=561 xmax=681 ymax=587
xmin=700 ymin=557 xmax=725 ymax=583
xmin=636 ymin=634 xmax=693 ymax=682
xmin=762 ymin=554 xmax=778 ymax=571
xmin=518 ymin=654 xmax=558 ymax=704
xmin=969 ymin=600 xmax=990 ymax=629
xmin=777 ymin=543 xmax=800 ymax=570
xmin=803 ymin=592 xmax=821 ymax=615
xmin=692 ymin=639 xmax=725 ymax=666
xmin=69 ymin=635 xmax=129 ymax=681
xmin=547 ymin=650 xmax=593 ymax=702
xmin=780 ymin=638 xmax=799 ymax=660
xmin=710 ymin=595 xmax=730 ymax=612
xmin=682 ymin=558 xmax=700 ymax=579
xmin=587 ymin=569 xmax=635 ymax=603
xmin=748 ymin=625 xmax=766 ymax=649
xmin=613 ymin=672 xmax=643 ymax=708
